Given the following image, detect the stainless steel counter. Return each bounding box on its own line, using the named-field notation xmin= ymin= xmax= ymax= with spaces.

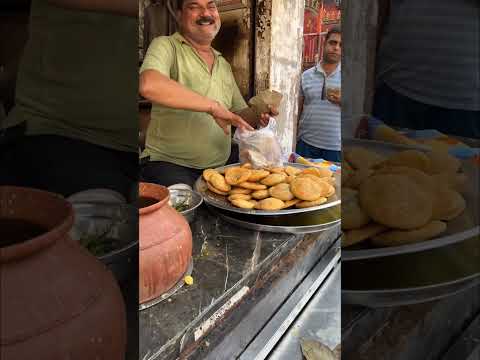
xmin=139 ymin=206 xmax=341 ymax=360
xmin=268 ymin=261 xmax=341 ymax=359
xmin=238 ymin=239 xmax=341 ymax=359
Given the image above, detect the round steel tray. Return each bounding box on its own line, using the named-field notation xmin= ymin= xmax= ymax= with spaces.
xmin=194 ymin=162 xmax=340 ymax=216
xmin=341 ymin=138 xmax=480 ymax=307
xmin=342 ymin=273 xmax=480 ymax=308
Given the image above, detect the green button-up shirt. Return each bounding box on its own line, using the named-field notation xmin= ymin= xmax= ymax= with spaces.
xmin=140 ymin=32 xmax=248 ymax=169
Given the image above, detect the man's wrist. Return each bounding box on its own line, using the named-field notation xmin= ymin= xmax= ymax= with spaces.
xmin=207 ymin=99 xmax=219 ymax=115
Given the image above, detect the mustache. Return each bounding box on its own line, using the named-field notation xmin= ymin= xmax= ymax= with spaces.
xmin=196 ymin=16 xmax=216 ymax=25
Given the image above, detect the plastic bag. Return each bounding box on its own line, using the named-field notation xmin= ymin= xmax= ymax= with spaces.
xmin=234 ymin=117 xmax=284 ymax=169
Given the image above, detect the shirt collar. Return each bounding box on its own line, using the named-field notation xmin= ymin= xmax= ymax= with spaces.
xmin=315 ymin=61 xmax=341 ymax=76
xmin=173 ymin=32 xmax=222 ymax=56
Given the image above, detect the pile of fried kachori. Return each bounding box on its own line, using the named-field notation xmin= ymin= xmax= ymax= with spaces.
xmin=203 ymin=163 xmax=337 ymax=211
xmin=342 ymin=146 xmax=467 ymax=248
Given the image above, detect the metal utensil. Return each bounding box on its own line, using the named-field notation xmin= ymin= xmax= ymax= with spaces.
xmin=169 ymin=188 xmax=204 ymax=224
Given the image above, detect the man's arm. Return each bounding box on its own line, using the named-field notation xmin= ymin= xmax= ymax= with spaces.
xmin=294 ymin=94 xmax=304 ymax=142
xmin=298 ymin=95 xmax=304 ymax=117
xmin=297 ymin=95 xmax=304 ymax=128
xmin=140 ymin=70 xmax=216 ymax=114
xmin=139 ymin=70 xmax=253 ymax=134
xmin=47 ymin=0 xmax=137 ymax=17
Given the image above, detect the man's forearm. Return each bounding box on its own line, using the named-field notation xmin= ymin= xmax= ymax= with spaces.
xmin=296 ymin=96 xmax=304 ymax=134
xmin=297 ymin=96 xmax=304 ymax=122
xmin=139 ymin=70 xmax=215 ymax=114
xmin=48 ymin=0 xmax=137 ymax=16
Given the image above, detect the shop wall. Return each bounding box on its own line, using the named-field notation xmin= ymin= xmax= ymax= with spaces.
xmin=255 ymin=0 xmax=305 ymax=154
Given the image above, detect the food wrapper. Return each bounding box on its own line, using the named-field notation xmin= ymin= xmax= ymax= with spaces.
xmin=248 ymin=89 xmax=283 ymax=118
xmin=234 ymin=117 xmax=284 ymax=169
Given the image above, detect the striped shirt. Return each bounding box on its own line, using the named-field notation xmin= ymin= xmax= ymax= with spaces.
xmin=376 ymin=0 xmax=480 ymax=111
xmin=298 ymin=62 xmax=341 ymax=151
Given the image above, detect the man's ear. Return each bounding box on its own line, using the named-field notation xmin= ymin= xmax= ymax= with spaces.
xmin=175 ymin=10 xmax=182 ymax=25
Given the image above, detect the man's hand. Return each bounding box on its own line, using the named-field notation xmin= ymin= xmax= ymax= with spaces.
xmin=327 ymin=93 xmax=341 ymax=106
xmin=259 ymin=105 xmax=280 ymax=128
xmin=209 ymin=101 xmax=254 ymax=135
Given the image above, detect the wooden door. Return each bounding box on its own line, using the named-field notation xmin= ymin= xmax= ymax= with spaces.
xmin=214 ymin=0 xmax=254 ymax=99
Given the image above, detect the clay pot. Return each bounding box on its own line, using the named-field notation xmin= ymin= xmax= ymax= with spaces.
xmin=0 ymin=186 xmax=126 ymax=360
xmin=139 ymin=182 xmax=192 ymax=304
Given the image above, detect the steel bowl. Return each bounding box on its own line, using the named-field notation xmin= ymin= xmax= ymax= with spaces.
xmin=168 ymin=189 xmax=204 ymax=224
xmin=168 ymin=183 xmax=193 ymax=191
xmin=69 ymin=202 xmax=138 ymax=285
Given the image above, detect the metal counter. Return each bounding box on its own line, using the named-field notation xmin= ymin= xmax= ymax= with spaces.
xmin=237 ymin=244 xmax=341 ymax=360
xmin=139 ymin=206 xmax=341 ymax=360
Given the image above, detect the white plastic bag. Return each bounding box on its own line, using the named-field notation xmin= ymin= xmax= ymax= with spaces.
xmin=234 ymin=117 xmax=284 ymax=169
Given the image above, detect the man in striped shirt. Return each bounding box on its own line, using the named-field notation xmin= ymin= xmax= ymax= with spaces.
xmin=373 ymin=0 xmax=479 ymax=138
xmin=296 ymin=27 xmax=342 ymax=162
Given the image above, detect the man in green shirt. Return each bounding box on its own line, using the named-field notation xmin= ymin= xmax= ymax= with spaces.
xmin=139 ymin=0 xmax=277 ymax=187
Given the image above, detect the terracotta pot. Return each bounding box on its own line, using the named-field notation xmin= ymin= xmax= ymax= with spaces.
xmin=0 ymin=186 xmax=126 ymax=360
xmin=139 ymin=182 xmax=192 ymax=304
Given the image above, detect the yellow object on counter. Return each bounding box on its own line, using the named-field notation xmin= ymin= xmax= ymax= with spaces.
xmin=295 ymin=156 xmax=331 ymax=168
xmin=184 ymin=276 xmax=194 ymax=286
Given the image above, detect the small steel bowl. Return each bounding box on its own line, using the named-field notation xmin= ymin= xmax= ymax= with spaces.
xmin=168 ymin=189 xmax=203 ymax=224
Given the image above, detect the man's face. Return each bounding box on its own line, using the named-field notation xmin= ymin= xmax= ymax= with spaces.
xmin=322 ymin=33 xmax=341 ymax=64
xmin=178 ymin=0 xmax=221 ymax=44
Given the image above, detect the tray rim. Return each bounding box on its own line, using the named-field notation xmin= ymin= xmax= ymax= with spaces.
xmin=343 ymin=228 xmax=480 ymax=261
xmin=342 ymin=138 xmax=479 ymax=261
xmin=341 ymin=273 xmax=480 ymax=307
xmin=213 ymin=208 xmax=341 ymax=234
xmin=194 ymin=162 xmax=341 ymax=216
